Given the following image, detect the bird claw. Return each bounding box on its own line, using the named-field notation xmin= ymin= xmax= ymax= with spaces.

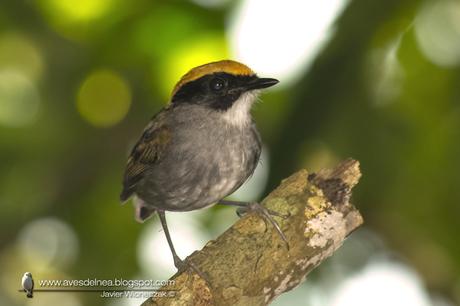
xmin=237 ymin=202 xmax=290 ymax=250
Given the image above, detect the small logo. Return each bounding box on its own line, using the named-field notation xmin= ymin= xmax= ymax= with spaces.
xmin=21 ymin=272 xmax=34 ymax=298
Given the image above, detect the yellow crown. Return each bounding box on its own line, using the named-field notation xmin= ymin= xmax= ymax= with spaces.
xmin=172 ymin=60 xmax=255 ymax=97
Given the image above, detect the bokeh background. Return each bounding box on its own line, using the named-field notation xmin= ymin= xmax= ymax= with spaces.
xmin=1 ymin=0 xmax=460 ymax=305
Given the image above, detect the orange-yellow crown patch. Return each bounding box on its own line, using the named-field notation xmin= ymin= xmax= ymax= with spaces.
xmin=172 ymin=60 xmax=255 ymax=97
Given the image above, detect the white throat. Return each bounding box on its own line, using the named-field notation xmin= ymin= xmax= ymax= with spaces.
xmin=221 ymin=91 xmax=259 ymax=127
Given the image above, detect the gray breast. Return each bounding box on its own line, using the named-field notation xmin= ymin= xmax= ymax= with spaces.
xmin=136 ymin=105 xmax=261 ymax=211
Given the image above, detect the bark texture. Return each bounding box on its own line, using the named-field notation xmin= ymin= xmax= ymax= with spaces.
xmin=142 ymin=159 xmax=363 ymax=306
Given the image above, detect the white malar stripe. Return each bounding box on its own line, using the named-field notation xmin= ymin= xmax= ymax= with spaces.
xmin=221 ymin=91 xmax=259 ymax=127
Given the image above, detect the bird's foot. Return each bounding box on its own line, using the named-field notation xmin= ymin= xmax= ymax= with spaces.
xmin=237 ymin=202 xmax=290 ymax=250
xmin=236 ymin=203 xmax=290 ymax=219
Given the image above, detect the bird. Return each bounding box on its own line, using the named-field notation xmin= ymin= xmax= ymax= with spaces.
xmin=21 ymin=272 xmax=34 ymax=298
xmin=120 ymin=60 xmax=287 ymax=275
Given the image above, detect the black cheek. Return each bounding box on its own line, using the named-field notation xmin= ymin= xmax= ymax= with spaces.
xmin=210 ymin=91 xmax=241 ymax=111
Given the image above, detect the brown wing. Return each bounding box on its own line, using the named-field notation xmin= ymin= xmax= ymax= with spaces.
xmin=120 ymin=112 xmax=171 ymax=202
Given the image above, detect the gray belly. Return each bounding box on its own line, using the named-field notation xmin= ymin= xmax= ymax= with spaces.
xmin=136 ymin=124 xmax=261 ymax=211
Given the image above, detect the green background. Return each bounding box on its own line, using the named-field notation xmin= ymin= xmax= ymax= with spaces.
xmin=0 ymin=0 xmax=459 ymax=305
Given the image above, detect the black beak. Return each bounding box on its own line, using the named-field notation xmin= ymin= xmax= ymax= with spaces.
xmin=244 ymin=77 xmax=279 ymax=91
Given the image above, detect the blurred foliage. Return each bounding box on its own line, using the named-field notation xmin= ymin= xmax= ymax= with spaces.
xmin=0 ymin=0 xmax=459 ymax=305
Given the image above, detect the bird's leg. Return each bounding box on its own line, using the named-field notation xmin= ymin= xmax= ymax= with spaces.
xmin=157 ymin=211 xmax=183 ymax=268
xmin=218 ymin=200 xmax=290 ymax=250
xmin=157 ymin=211 xmax=210 ymax=282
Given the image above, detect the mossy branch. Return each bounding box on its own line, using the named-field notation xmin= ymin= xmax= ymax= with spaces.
xmin=142 ymin=159 xmax=363 ymax=306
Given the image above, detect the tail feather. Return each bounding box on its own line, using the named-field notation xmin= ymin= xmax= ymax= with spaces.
xmin=134 ymin=197 xmax=156 ymax=223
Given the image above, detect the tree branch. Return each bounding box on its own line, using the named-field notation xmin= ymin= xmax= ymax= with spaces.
xmin=142 ymin=159 xmax=363 ymax=306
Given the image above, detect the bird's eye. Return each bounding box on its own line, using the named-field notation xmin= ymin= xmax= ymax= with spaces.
xmin=210 ymin=78 xmax=225 ymax=92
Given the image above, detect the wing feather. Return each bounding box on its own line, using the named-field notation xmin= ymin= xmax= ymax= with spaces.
xmin=120 ymin=112 xmax=171 ymax=202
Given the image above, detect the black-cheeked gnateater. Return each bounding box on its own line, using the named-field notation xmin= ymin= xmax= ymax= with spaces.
xmin=120 ymin=60 xmax=287 ymax=276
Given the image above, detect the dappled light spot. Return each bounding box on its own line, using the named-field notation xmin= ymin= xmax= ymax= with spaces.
xmin=159 ymin=34 xmax=228 ymax=99
xmin=17 ymin=217 xmax=79 ymax=270
xmin=37 ymin=0 xmax=115 ymax=23
xmin=0 ymin=32 xmax=44 ymax=81
xmin=228 ymin=0 xmax=349 ymax=86
xmin=415 ymin=0 xmax=460 ymax=67
xmin=330 ymin=261 xmax=432 ymax=306
xmin=0 ymin=70 xmax=40 ymax=127
xmin=35 ymin=0 xmax=117 ymax=40
xmin=77 ymin=69 xmax=131 ymax=127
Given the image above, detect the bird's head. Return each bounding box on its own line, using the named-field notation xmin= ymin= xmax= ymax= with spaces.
xmin=24 ymin=272 xmax=32 ymax=277
xmin=171 ymin=60 xmax=278 ymax=126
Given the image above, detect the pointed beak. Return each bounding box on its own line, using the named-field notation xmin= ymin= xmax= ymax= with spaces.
xmin=244 ymin=77 xmax=279 ymax=91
